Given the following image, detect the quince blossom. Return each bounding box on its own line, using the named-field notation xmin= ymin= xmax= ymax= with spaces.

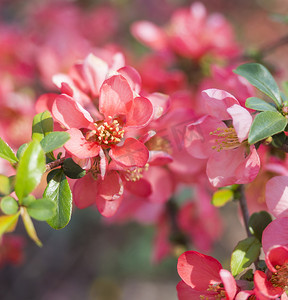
xmin=185 ymin=88 xmax=260 ymax=188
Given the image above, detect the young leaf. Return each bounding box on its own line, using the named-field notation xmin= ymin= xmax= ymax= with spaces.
xmin=0 ymin=137 xmax=18 ymax=164
xmin=21 ymin=207 xmax=42 ymax=247
xmin=0 ymin=174 xmax=13 ymax=196
xmin=248 ymin=211 xmax=272 ymax=242
xmin=17 ymin=143 xmax=28 ymax=159
xmin=15 ymin=140 xmax=46 ymax=203
xmin=0 ymin=212 xmax=20 ymax=237
xmin=26 ymin=198 xmax=56 ymax=221
xmin=248 ymin=111 xmax=287 ymax=145
xmin=40 ymin=131 xmax=70 ymax=153
xmin=1 ymin=196 xmax=19 ymax=215
xmin=32 ymin=110 xmax=53 ymax=142
xmin=245 ymin=97 xmax=278 ymax=112
xmin=230 ymin=236 xmax=261 ymax=276
xmin=63 ymin=158 xmax=86 ymax=179
xmin=212 ymin=189 xmax=233 ymax=207
xmin=234 ymin=63 xmax=282 ymax=108
xmin=43 ymin=169 xmax=72 ymax=229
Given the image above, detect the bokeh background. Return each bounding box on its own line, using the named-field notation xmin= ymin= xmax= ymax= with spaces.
xmin=0 ymin=0 xmax=287 ymax=299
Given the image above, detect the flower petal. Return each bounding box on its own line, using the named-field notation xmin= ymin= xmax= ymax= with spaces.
xmin=99 ymin=75 xmax=134 ymax=119
xmin=202 ymin=89 xmax=239 ymax=120
xmin=266 ymin=176 xmax=288 ymax=218
xmin=177 ymin=251 xmax=222 ymax=290
xmin=64 ymin=128 xmax=100 ymax=159
xmin=110 ymin=138 xmax=149 ymax=167
xmin=219 ymin=269 xmax=237 ymax=300
xmin=52 ymin=94 xmax=94 ymax=129
xmin=118 ymin=66 xmax=142 ymax=94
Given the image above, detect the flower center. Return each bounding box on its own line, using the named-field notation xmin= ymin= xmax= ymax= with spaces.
xmin=124 ymin=164 xmax=149 ymax=182
xmin=200 ymin=283 xmax=226 ymax=299
xmin=271 ymin=262 xmax=288 ymax=291
xmin=210 ymin=127 xmax=241 ymax=151
xmin=86 ymin=117 xmax=125 ymax=146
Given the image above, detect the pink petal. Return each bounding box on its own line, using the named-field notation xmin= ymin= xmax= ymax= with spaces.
xmin=177 ymin=251 xmax=222 ymax=290
xmin=118 ymin=66 xmax=142 ymax=94
xmin=266 ymin=176 xmax=288 ymax=218
xmin=148 ymin=151 xmax=173 ymax=166
xmin=95 ymin=171 xmax=124 ymax=217
xmin=147 ymin=92 xmax=171 ymax=120
xmin=99 ymin=147 xmax=108 ymax=179
xmin=262 ymin=217 xmax=288 ymax=254
xmin=125 ymin=178 xmax=152 ymax=197
xmin=110 ymin=138 xmax=149 ymax=167
xmin=99 ymin=75 xmax=134 ymax=119
xmin=125 ymin=96 xmax=154 ymax=128
xmin=52 ymin=94 xmax=94 ymax=129
xmin=177 ymin=281 xmax=217 ymax=300
xmin=227 ymin=104 xmax=252 ymax=142
xmin=35 ymin=93 xmax=58 ymax=113
xmin=235 ymin=291 xmax=256 ymax=300
xmin=73 ymin=174 xmax=97 ymax=209
xmin=254 ymin=270 xmax=283 ymax=299
xmin=131 ymin=21 xmax=167 ymax=50
xmin=219 ymin=269 xmax=237 ymax=300
xmin=207 ymin=146 xmax=260 ymax=187
xmin=82 ymin=53 xmax=109 ymax=98
xmin=202 ymin=89 xmax=239 ymax=120
xmin=266 ymin=246 xmax=288 ymax=273
xmin=64 ymin=128 xmax=100 ymax=159
xmin=185 ymin=115 xmax=225 ymax=159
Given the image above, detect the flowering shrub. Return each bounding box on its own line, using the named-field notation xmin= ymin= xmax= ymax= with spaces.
xmin=0 ymin=1 xmax=288 ymax=299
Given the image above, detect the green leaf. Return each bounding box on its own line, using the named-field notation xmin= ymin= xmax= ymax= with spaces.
xmin=63 ymin=158 xmax=86 ymax=179
xmin=248 ymin=111 xmax=287 ymax=145
xmin=21 ymin=207 xmax=42 ymax=247
xmin=0 ymin=137 xmax=18 ymax=164
xmin=212 ymin=189 xmax=233 ymax=207
xmin=26 ymin=198 xmax=56 ymax=221
xmin=248 ymin=211 xmax=272 ymax=242
xmin=15 ymin=140 xmax=46 ymax=202
xmin=245 ymin=97 xmax=278 ymax=112
xmin=272 ymin=132 xmax=287 ymax=148
xmin=16 ymin=143 xmax=28 ymax=159
xmin=0 ymin=175 xmax=14 ymax=196
xmin=1 ymin=196 xmax=19 ymax=215
xmin=43 ymin=169 xmax=72 ymax=229
xmin=231 ymin=236 xmax=261 ymax=276
xmin=234 ymin=63 xmax=282 ymax=107
xmin=32 ymin=110 xmax=53 ymax=142
xmin=40 ymin=131 xmax=70 ymax=153
xmin=0 ymin=212 xmax=20 ymax=237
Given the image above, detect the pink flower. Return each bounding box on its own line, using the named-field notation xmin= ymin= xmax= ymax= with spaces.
xmin=177 ymin=251 xmax=238 ymax=299
xmin=52 ymin=73 xmax=153 ymax=169
xmin=254 ymin=246 xmax=288 ymax=299
xmin=185 ymin=88 xmax=260 ymax=187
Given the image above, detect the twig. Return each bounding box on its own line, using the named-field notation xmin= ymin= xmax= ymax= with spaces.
xmin=45 ymin=158 xmax=65 ymax=172
xmin=238 ymin=185 xmax=252 ymax=237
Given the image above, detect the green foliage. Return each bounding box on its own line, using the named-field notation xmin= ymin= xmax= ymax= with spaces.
xmin=0 ymin=212 xmax=20 ymax=238
xmin=248 ymin=211 xmax=272 ymax=242
xmin=44 ymin=169 xmax=72 ymax=229
xmin=16 ymin=143 xmax=28 ymax=159
xmin=0 ymin=137 xmax=18 ymax=164
xmin=26 ymin=198 xmax=56 ymax=221
xmin=15 ymin=140 xmax=46 ymax=203
xmin=32 ymin=110 xmax=54 ymax=142
xmin=212 ymin=189 xmax=233 ymax=207
xmin=234 ymin=63 xmax=282 ymax=108
xmin=230 ymin=236 xmax=261 ymax=276
xmin=245 ymin=97 xmax=277 ymax=112
xmin=63 ymin=158 xmax=86 ymax=179
xmin=40 ymin=131 xmax=70 ymax=153
xmin=0 ymin=175 xmax=15 ymax=196
xmin=1 ymin=196 xmax=19 ymax=215
xmin=248 ymin=111 xmax=287 ymax=145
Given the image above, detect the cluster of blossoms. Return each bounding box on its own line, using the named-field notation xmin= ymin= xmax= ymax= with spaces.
xmin=0 ymin=1 xmax=288 ymax=299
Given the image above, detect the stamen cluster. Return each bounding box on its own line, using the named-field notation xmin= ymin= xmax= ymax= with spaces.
xmin=271 ymin=263 xmax=288 ymax=291
xmin=124 ymin=163 xmax=149 ymax=182
xmin=210 ymin=127 xmax=241 ymax=151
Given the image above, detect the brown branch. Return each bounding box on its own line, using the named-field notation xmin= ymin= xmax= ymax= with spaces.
xmin=45 ymin=158 xmax=65 ymax=172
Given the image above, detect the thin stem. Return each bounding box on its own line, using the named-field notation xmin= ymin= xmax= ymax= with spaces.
xmin=238 ymin=185 xmax=252 ymax=237
xmin=45 ymin=158 xmax=65 ymax=172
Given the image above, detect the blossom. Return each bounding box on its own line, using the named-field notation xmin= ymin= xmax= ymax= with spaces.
xmin=185 ymin=88 xmax=260 ymax=187
xmin=253 ymin=246 xmax=288 ymax=299
xmin=177 ymin=250 xmax=238 ymax=299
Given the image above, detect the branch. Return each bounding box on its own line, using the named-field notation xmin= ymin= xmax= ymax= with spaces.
xmin=238 ymin=185 xmax=252 ymax=237
xmin=45 ymin=158 xmax=65 ymax=172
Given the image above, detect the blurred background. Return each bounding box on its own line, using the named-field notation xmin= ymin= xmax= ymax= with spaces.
xmin=0 ymin=0 xmax=287 ymax=299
